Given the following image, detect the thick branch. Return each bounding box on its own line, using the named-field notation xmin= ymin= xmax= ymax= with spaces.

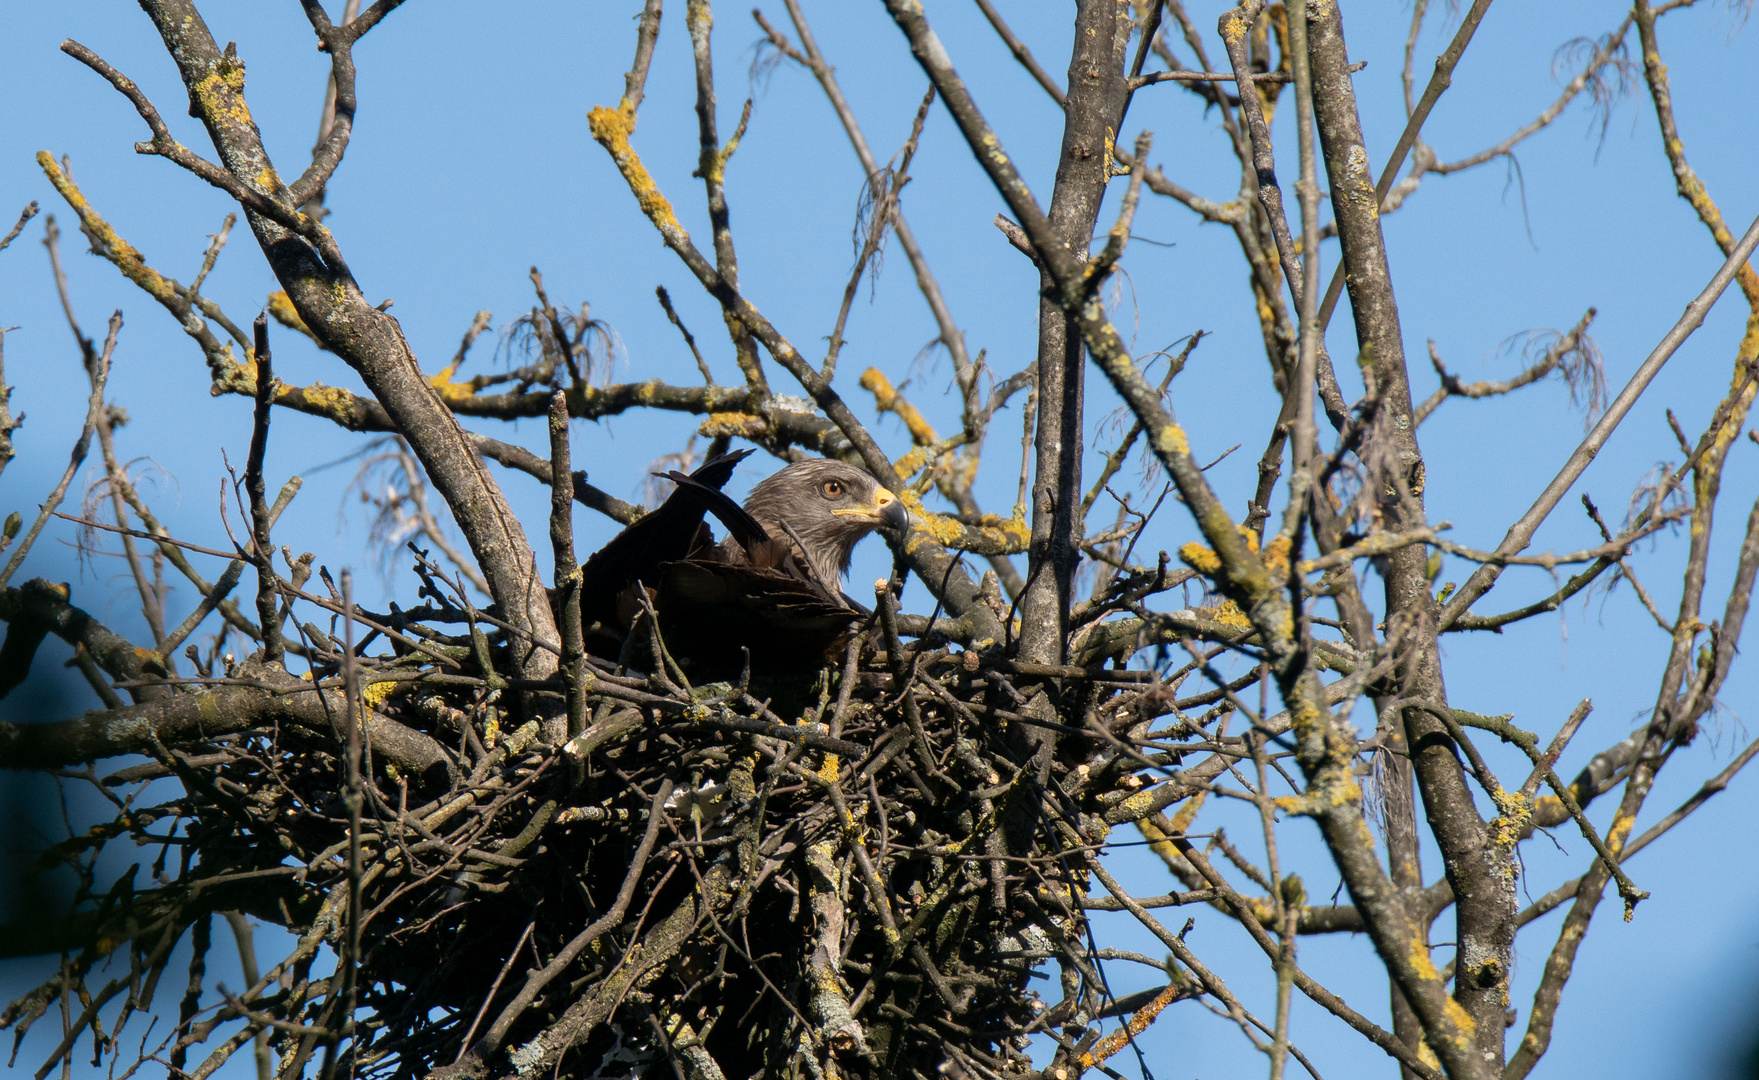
xmin=0 ymin=665 xmax=447 ymax=776
xmin=132 ymin=0 xmax=558 ymax=687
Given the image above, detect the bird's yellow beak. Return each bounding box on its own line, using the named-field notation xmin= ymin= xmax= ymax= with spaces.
xmin=833 ymin=486 xmax=910 ymax=532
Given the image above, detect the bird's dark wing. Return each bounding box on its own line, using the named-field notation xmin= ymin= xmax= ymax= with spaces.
xmin=577 ymin=448 xmax=755 ymax=635
xmin=656 ymin=561 xmax=861 ymax=676
xmin=659 ymin=469 xmax=771 ymax=552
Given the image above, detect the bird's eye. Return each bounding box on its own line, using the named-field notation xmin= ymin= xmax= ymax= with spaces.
xmin=821 ymin=479 xmax=845 ymax=499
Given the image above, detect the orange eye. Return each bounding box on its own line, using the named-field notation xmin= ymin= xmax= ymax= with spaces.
xmin=822 ymin=479 xmax=845 ymax=498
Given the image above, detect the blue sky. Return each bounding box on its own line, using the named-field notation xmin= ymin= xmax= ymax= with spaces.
xmin=2 ymin=2 xmax=1758 ymax=1077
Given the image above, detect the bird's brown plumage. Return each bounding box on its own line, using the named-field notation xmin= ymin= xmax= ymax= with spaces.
xmin=573 ymin=453 xmax=906 ymax=674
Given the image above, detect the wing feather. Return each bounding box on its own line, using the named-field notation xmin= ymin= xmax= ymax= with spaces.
xmin=576 ymin=449 xmax=754 ymax=634
xmin=657 ymin=561 xmax=860 ymax=675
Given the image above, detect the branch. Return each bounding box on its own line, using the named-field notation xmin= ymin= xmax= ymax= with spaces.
xmin=1219 ymin=2 xmax=1302 ymax=310
xmin=245 ymin=315 xmax=281 ymax=665
xmin=0 ymin=663 xmax=447 ymax=775
xmin=1132 ymin=63 xmax=1367 ymax=88
xmin=286 ymin=0 xmax=399 ymax=207
xmin=620 ymin=0 xmax=664 ymax=112
xmin=1414 ymin=308 xmax=1598 ymax=426
xmin=36 ymin=155 xmax=257 ymax=393
xmin=131 ymin=0 xmax=559 ymax=685
xmin=547 ymin=392 xmax=587 ymax=748
xmin=59 ymin=41 xmax=314 ymax=236
xmin=1442 ymin=207 xmax=1759 ymax=627
xmin=1419 ymin=16 xmax=1633 ymax=187
xmin=0 ymin=202 xmax=38 ymax=254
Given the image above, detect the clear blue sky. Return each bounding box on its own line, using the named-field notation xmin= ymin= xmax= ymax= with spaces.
xmin=2 ymin=2 xmax=1757 ymax=1077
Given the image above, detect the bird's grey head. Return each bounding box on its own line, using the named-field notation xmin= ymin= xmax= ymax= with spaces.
xmin=743 ymin=459 xmax=908 ymax=588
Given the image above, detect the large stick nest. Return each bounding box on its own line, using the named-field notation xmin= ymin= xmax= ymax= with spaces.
xmin=5 ymin=579 xmax=1202 ymax=1080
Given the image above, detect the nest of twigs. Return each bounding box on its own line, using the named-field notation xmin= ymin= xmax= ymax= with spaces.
xmin=4 ymin=573 xmax=1201 ymax=1080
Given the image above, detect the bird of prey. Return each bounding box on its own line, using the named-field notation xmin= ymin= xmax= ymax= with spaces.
xmin=575 ymin=450 xmax=907 ymax=675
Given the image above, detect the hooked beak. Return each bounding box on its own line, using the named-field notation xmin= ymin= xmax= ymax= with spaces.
xmin=833 ymin=486 xmax=910 ymax=533
xmin=876 ymin=487 xmax=910 ymax=533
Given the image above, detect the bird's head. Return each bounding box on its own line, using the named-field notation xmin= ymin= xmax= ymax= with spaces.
xmin=743 ymin=459 xmax=909 ymax=587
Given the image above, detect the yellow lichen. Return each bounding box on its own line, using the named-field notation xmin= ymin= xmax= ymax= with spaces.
xmin=1179 ymin=542 xmax=1221 ymax=576
xmin=1310 ymin=775 xmax=1361 ymax=809
xmin=1404 ymin=920 xmax=1479 ymax=1046
xmin=972 ymin=508 xmax=1027 ymax=539
xmin=1198 ymin=599 xmax=1251 ymax=629
xmin=699 ymin=411 xmax=767 ymax=437
xmin=894 ymin=446 xmax=935 ymax=482
xmin=1155 ymin=424 xmax=1190 ymax=458
xmin=36 ymin=153 xmax=176 ymax=303
xmin=587 ymin=104 xmax=687 ymax=244
xmin=360 ymin=679 xmax=399 ymax=713
xmin=1532 ymin=793 xmax=1565 ymax=825
xmin=1442 ymin=997 xmax=1478 ymax=1040
xmin=1167 ymin=790 xmax=1205 ymax=834
xmin=860 ymin=367 xmax=939 ymax=445
xmin=267 ymin=291 xmax=320 ymax=344
xmin=1418 ymin=1038 xmax=1442 ymax=1071
xmin=900 ymin=489 xmax=963 ymax=544
xmin=292 ymin=382 xmax=358 ymax=418
xmin=1253 ymin=284 xmax=1277 ymax=330
xmin=1407 ymin=927 xmax=1444 ymax=982
xmin=1262 ymin=533 xmax=1293 ymax=576
xmin=429 ymin=368 xmax=479 ymax=404
xmin=193 ymin=62 xmax=253 ymax=128
xmin=1078 ymin=980 xmax=1184 ymax=1070
xmin=897 ymin=489 xmax=1029 ymax=556
xmin=1487 ymin=791 xmax=1532 ymax=855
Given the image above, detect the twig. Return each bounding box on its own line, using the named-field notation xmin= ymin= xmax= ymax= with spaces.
xmin=0 ymin=309 xmax=116 ymax=590
xmin=972 ymin=0 xmax=1066 ymax=106
xmin=1582 ymin=494 xmax=1672 ymax=632
xmin=316 ymin=570 xmax=365 ymax=1080
xmin=451 ymin=921 xmax=534 ymax=1064
xmin=548 ymin=392 xmax=589 ymax=757
xmin=1130 ymin=62 xmax=1364 ymax=88
xmin=772 ymin=0 xmax=981 ymax=417
xmin=1519 ymin=699 xmax=1592 ymax=801
xmin=656 ymin=285 xmax=715 ymax=385
xmin=823 ymin=85 xmax=935 ymax=381
xmin=0 ymin=202 xmax=38 ymax=253
xmin=1414 ymin=308 xmax=1598 ymax=426
xmin=246 ymin=314 xmax=282 ymax=665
